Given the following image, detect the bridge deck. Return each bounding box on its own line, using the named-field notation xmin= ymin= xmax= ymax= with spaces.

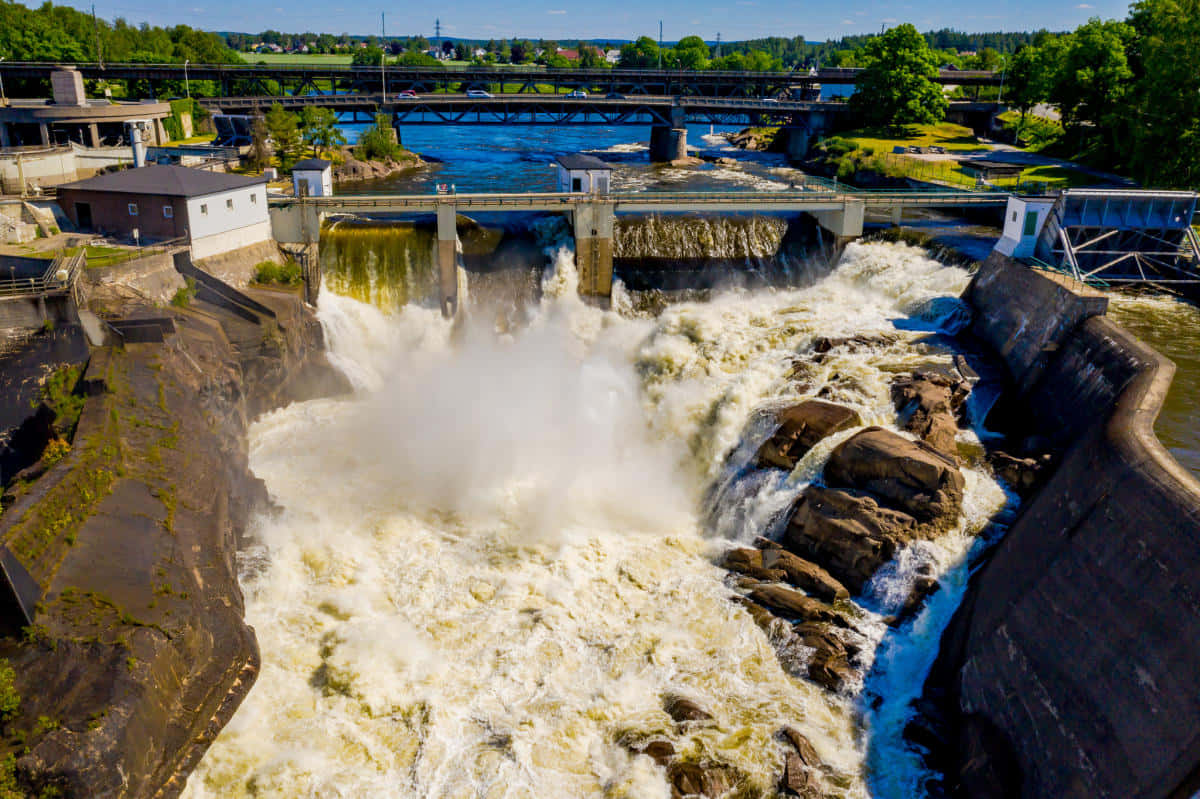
xmin=270 ymin=190 xmax=1009 ymax=214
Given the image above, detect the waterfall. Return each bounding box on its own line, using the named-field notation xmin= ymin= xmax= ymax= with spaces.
xmin=319 ymin=219 xmax=438 ymax=310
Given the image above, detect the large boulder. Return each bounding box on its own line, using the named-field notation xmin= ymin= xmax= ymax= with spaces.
xmin=824 ymin=427 xmax=965 ymax=529
xmin=891 ymin=372 xmax=967 ymax=456
xmin=720 ymin=548 xmax=788 ymax=583
xmin=779 ymin=726 xmax=828 ymax=798
xmin=747 ymin=584 xmax=845 ymax=626
xmin=794 ymin=622 xmax=856 ymax=692
xmin=663 ymin=694 xmax=714 ymax=724
xmin=757 ymin=400 xmax=862 ymax=470
xmin=784 ymin=485 xmax=918 ymax=594
xmin=760 ymin=548 xmax=850 ymax=602
xmin=667 ymin=761 xmax=739 ymax=799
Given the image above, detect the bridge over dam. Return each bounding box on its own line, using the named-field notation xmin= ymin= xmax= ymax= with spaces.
xmin=200 ymin=93 xmax=1004 ymax=161
xmin=0 ymin=61 xmax=1002 ymax=100
xmin=268 ymin=188 xmax=1009 ymax=316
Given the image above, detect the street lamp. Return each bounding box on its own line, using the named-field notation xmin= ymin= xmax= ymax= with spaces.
xmin=0 ymin=57 xmax=6 ymax=107
xmin=184 ymin=59 xmax=190 ymax=99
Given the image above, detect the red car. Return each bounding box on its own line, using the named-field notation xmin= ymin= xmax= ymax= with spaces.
xmin=395 ymin=89 xmax=418 ymax=99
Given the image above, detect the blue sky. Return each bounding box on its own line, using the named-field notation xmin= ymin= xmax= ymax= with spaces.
xmin=60 ymin=0 xmax=1132 ymax=41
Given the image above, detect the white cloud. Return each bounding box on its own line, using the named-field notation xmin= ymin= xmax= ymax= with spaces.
xmin=842 ymin=18 xmax=855 ymax=24
xmin=547 ymin=8 xmax=566 ymax=13
xmin=1076 ymin=3 xmax=1094 ymax=7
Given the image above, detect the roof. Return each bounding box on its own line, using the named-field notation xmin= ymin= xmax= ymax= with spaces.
xmin=555 ymin=154 xmax=612 ymax=171
xmin=292 ymin=158 xmax=332 ymax=171
xmin=58 ymin=164 xmax=266 ymax=198
xmin=957 ymin=158 xmax=1025 ymax=171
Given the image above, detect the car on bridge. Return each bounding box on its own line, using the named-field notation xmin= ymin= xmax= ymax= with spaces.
xmin=396 ymin=89 xmax=417 ymax=99
xmin=567 ymin=90 xmax=588 ymax=98
xmin=465 ymin=89 xmax=493 ymax=98
xmin=605 ymin=92 xmax=625 ymax=100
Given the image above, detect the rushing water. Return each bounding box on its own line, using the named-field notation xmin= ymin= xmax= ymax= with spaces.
xmin=182 ymin=239 xmax=1010 ymax=799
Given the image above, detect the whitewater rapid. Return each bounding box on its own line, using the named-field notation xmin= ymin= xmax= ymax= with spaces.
xmin=183 ymin=241 xmax=1009 ymax=799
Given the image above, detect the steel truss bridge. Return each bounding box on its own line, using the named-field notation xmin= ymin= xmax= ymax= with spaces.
xmin=201 ymin=93 xmax=841 ymax=126
xmin=0 ymin=61 xmax=1002 ymax=99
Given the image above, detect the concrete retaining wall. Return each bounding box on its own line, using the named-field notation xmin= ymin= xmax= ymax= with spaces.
xmin=940 ymin=253 xmax=1200 ymax=798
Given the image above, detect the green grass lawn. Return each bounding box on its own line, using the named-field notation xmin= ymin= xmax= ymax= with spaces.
xmin=62 ymin=245 xmax=144 ymax=268
xmin=244 ymin=53 xmax=354 ymax=65
xmin=167 ymin=133 xmax=217 ymax=145
xmin=840 ymin=123 xmax=991 ymax=154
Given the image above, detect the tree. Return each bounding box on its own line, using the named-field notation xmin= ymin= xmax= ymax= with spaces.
xmin=351 ymin=46 xmax=384 ymax=66
xmin=849 ymin=24 xmax=948 ymax=128
xmin=618 ymin=36 xmax=660 ymax=68
xmin=441 ymin=39 xmax=454 ymax=56
xmin=300 ymin=106 xmax=345 ymax=156
xmin=249 ymin=114 xmax=272 ymax=171
xmin=1126 ymin=0 xmax=1200 ymax=186
xmin=1049 ymin=19 xmax=1134 ymax=149
xmin=1005 ymin=38 xmax=1065 ymax=126
xmin=264 ymin=104 xmax=302 ymax=169
xmin=510 ymin=39 xmax=530 ymax=64
xmin=454 ymin=42 xmax=469 ymax=61
xmin=356 ymin=114 xmax=401 ymax=161
xmin=671 ymin=35 xmax=710 ymax=70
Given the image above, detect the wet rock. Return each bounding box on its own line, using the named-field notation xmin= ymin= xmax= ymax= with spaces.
xmin=824 ymin=427 xmax=965 ymax=530
xmin=667 ymin=760 xmax=738 ymax=798
xmin=756 ymin=400 xmax=862 ymax=471
xmin=891 ymin=372 xmax=968 ymax=456
xmin=747 ymin=584 xmax=846 ymax=627
xmin=641 ymin=740 xmax=677 ymax=766
xmin=783 ymin=752 xmax=826 ymax=797
xmin=813 ymin=333 xmax=897 ymax=354
xmin=721 ymin=548 xmax=788 ymax=583
xmin=780 ymin=726 xmax=823 ymax=770
xmin=987 ymin=450 xmax=1051 ymax=496
xmin=664 ymin=694 xmax=714 ymax=724
xmin=760 ymin=548 xmax=850 ymax=602
xmin=891 ymin=575 xmax=942 ymax=628
xmin=785 ymin=485 xmax=918 ymax=594
xmin=732 ymin=594 xmax=782 ymax=632
xmin=793 ymin=622 xmax=856 ymax=692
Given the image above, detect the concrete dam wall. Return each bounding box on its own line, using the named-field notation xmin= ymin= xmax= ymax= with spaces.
xmin=938 ymin=253 xmax=1200 ymax=798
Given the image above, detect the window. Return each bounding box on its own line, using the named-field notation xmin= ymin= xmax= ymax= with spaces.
xmin=226 ymin=198 xmax=234 ymax=210
xmin=1023 ymin=211 xmax=1039 ymax=236
xmin=1012 ymin=211 xmax=1018 ymax=223
xmin=127 ymin=203 xmax=138 ymax=216
xmin=250 ymin=193 xmax=257 ymax=204
xmin=571 ymin=176 xmax=582 ymax=192
xmin=200 ymin=204 xmax=208 ymax=215
xmin=163 ymin=205 xmax=173 ymax=219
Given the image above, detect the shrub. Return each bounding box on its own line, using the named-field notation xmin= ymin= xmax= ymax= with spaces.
xmin=355 ymin=114 xmax=402 ymax=162
xmin=42 ymin=438 xmax=70 ymax=466
xmin=170 ymin=276 xmax=197 ymax=308
xmin=0 ymin=660 xmax=19 ymax=722
xmin=252 ymin=260 xmax=302 ymax=286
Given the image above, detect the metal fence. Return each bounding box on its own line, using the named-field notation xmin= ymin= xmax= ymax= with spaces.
xmin=0 ymin=251 xmax=84 ymax=299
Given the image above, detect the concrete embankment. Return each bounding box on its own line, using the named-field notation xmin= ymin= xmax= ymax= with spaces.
xmin=932 ymin=253 xmax=1200 ymax=798
xmin=0 ymin=265 xmax=348 ymax=797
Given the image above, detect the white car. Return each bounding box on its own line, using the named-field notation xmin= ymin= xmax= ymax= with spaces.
xmin=567 ymin=90 xmax=588 ymax=98
xmin=466 ymin=89 xmax=493 ymax=98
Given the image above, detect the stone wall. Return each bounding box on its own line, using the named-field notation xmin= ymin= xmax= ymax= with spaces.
xmin=936 ymin=253 xmax=1200 ymax=798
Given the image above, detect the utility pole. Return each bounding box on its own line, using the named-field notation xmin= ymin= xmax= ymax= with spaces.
xmin=715 ymin=32 xmax=721 ymax=59
xmin=435 ymin=18 xmax=441 ymax=52
xmin=92 ymin=4 xmax=103 ymax=69
xmin=381 ymin=12 xmax=387 ymax=102
xmin=658 ymin=20 xmax=663 ymax=69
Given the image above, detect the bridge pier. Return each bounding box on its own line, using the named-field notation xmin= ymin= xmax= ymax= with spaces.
xmin=780 ymin=126 xmax=811 ymax=162
xmin=810 ymin=199 xmax=865 ymax=259
xmin=649 ymin=126 xmax=688 ymax=162
xmin=436 ymin=204 xmax=458 ymax=318
xmin=573 ymin=201 xmax=615 ymax=298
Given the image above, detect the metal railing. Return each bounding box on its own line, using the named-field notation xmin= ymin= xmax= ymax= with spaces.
xmin=0 ymin=251 xmax=84 ymax=299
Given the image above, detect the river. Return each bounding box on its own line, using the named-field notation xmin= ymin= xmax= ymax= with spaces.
xmin=180 ymin=125 xmax=1199 ymax=798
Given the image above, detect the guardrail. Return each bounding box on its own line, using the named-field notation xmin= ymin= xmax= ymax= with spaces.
xmin=0 ymin=251 xmax=83 ymax=299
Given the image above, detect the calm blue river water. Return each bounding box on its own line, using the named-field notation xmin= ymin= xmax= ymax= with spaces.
xmin=338 ymin=122 xmax=809 ymax=194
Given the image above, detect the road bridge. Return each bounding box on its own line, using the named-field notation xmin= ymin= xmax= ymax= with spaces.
xmin=268 ymin=188 xmax=1009 ymax=316
xmin=200 ymin=93 xmax=1004 ymax=161
xmin=0 ymin=61 xmax=1002 ymax=100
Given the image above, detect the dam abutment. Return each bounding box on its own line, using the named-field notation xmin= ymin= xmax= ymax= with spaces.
xmin=931 ymin=253 xmax=1200 ymax=798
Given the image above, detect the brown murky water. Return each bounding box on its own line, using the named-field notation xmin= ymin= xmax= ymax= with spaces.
xmin=1107 ymin=293 xmax=1200 ymax=478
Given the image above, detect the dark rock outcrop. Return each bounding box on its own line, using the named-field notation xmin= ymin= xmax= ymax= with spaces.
xmin=891 ymin=371 xmax=969 ymax=456
xmin=756 ymin=400 xmax=862 ymax=470
xmin=663 ymin=694 xmax=714 ymax=724
xmin=986 ymin=450 xmax=1051 ymax=496
xmin=824 ymin=427 xmax=964 ymax=529
xmin=667 ymin=760 xmax=739 ymax=799
xmin=784 ymin=485 xmax=918 ymax=594
xmin=760 ymin=547 xmax=850 ymax=603
xmin=780 ymin=726 xmax=826 ymax=797
xmin=746 ymin=584 xmax=845 ymax=627
xmin=720 ymin=548 xmax=788 ymax=583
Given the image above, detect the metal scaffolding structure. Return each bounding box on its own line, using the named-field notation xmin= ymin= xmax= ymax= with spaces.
xmin=1035 ymin=189 xmax=1200 ymax=285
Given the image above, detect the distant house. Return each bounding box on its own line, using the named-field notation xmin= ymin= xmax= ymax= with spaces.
xmin=473 ymin=48 xmax=487 ymax=58
xmin=555 ymin=154 xmax=612 ymax=194
xmin=557 ymin=48 xmax=580 ymax=60
xmin=605 ymin=49 xmax=621 ymax=64
xmin=292 ymin=158 xmax=333 ymax=197
xmin=56 ymin=165 xmax=271 ymax=260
